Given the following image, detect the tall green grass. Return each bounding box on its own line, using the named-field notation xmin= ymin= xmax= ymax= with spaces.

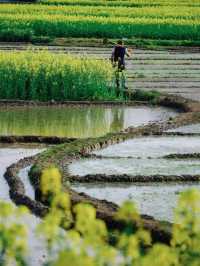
xmin=0 ymin=51 xmax=115 ymax=101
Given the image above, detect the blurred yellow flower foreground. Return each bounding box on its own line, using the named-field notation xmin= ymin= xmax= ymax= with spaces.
xmin=1 ymin=167 xmax=200 ymax=266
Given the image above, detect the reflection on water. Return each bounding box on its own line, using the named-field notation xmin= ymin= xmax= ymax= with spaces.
xmin=0 ymin=106 xmax=178 ymax=138
xmin=72 ymin=182 xmax=200 ymax=222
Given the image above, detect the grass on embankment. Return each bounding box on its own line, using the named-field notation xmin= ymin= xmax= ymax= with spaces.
xmin=0 ymin=51 xmax=117 ymax=101
xmin=132 ymin=89 xmax=161 ymax=104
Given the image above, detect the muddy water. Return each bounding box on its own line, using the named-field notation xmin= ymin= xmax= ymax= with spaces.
xmin=72 ymin=182 xmax=200 ymax=222
xmin=0 ymin=106 xmax=178 ymax=138
xmin=0 ymin=146 xmax=45 ymax=266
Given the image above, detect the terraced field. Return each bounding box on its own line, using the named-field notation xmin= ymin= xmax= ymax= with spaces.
xmin=0 ymin=0 xmax=200 ymax=263
xmin=0 ymin=44 xmax=199 ymax=101
xmin=66 ymin=46 xmax=200 ymax=101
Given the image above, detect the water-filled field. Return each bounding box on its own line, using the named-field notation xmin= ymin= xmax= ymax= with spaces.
xmin=70 ymin=136 xmax=200 ymax=175
xmin=0 ymin=146 xmax=41 ymax=201
xmin=70 ymin=134 xmax=200 ymax=221
xmin=0 ymin=146 xmax=45 ymax=266
xmin=69 ymin=158 xmax=200 ymax=176
xmin=0 ymin=106 xmax=177 ymax=137
xmin=93 ymin=136 xmax=200 ymax=157
xmin=0 ymin=0 xmax=200 ymax=263
xmin=167 ymin=123 xmax=200 ymax=133
xmin=72 ymin=182 xmax=200 ymax=222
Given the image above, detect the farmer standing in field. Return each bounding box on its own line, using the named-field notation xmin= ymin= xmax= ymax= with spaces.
xmin=111 ymin=40 xmax=132 ymax=93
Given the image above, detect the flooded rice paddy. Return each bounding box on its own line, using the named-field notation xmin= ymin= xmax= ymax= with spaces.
xmin=72 ymin=182 xmax=200 ymax=222
xmin=70 ymin=135 xmax=200 ymax=221
xmin=0 ymin=105 xmax=178 ymax=138
xmin=167 ymin=123 xmax=200 ymax=133
xmin=0 ymin=46 xmax=199 ymax=260
xmin=93 ymin=136 xmax=200 ymax=158
xmin=0 ymin=146 xmax=41 ymax=201
xmin=69 ymin=158 xmax=200 ymax=176
xmin=0 ymin=105 xmax=199 ymax=235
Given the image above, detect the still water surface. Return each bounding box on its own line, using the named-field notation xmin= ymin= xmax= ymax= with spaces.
xmin=69 ymin=158 xmax=200 ymax=176
xmin=167 ymin=123 xmax=200 ymax=133
xmin=93 ymin=136 xmax=200 ymax=158
xmin=72 ymin=182 xmax=200 ymax=222
xmin=0 ymin=146 xmax=45 ymax=266
xmin=0 ymin=106 xmax=178 ymax=137
xmin=69 ymin=136 xmax=200 ymax=176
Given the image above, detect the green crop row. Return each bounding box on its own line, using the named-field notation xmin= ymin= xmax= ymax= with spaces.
xmin=0 ymin=0 xmax=199 ymax=41
xmin=0 ymin=51 xmax=116 ymax=101
xmin=1 ymin=4 xmax=200 ymax=20
xmin=40 ymin=0 xmax=200 ymax=7
xmin=0 ymin=14 xmax=199 ymax=41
